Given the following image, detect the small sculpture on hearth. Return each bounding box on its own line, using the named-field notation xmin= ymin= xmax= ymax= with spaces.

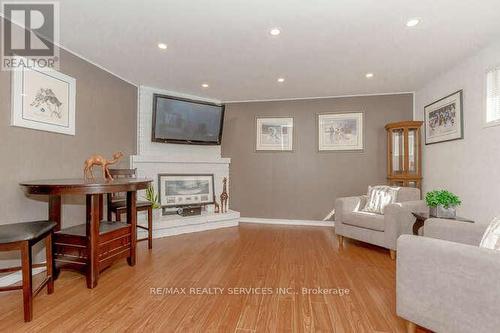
xmin=214 ymin=197 xmax=220 ymax=213
xmin=83 ymin=152 xmax=124 ymax=181
xmin=220 ymin=177 xmax=229 ymax=213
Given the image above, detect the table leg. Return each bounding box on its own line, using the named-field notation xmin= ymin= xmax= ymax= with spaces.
xmin=99 ymin=194 xmax=104 ymax=221
xmin=48 ymin=195 xmax=61 ymax=280
xmin=127 ymin=191 xmax=137 ymax=266
xmin=413 ymin=218 xmax=425 ymax=235
xmin=48 ymin=195 xmax=61 ymax=231
xmin=106 ymin=194 xmax=113 ymax=221
xmin=86 ymin=194 xmax=100 ymax=289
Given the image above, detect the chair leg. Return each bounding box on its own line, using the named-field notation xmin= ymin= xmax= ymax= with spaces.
xmin=45 ymin=233 xmax=54 ymax=294
xmin=116 ymin=210 xmax=122 ymax=222
xmin=20 ymin=242 xmax=33 ymax=322
xmin=147 ymin=207 xmax=153 ymax=250
xmin=390 ymin=250 xmax=396 ymax=260
xmin=336 ymin=234 xmax=344 ymax=248
xmin=407 ymin=321 xmax=416 ymax=333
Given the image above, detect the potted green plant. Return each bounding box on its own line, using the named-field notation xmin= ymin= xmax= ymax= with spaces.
xmin=144 ymin=185 xmax=161 ymax=219
xmin=425 ymin=190 xmax=462 ymax=218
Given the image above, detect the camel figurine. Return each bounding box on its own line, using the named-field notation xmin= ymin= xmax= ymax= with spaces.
xmin=220 ymin=177 xmax=229 ymax=213
xmin=84 ymin=152 xmax=124 ymax=181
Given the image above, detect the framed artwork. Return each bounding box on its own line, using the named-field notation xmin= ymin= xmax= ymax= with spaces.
xmin=11 ymin=59 xmax=76 ymax=135
xmin=158 ymin=174 xmax=215 ymax=207
xmin=255 ymin=117 xmax=294 ymax=151
xmin=424 ymin=90 xmax=463 ymax=145
xmin=318 ymin=112 xmax=364 ymax=151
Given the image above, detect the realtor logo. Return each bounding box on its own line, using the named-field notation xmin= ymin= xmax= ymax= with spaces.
xmin=1 ymin=1 xmax=60 ymax=70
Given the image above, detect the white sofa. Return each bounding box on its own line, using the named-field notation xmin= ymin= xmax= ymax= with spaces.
xmin=334 ymin=186 xmax=426 ymax=258
xmin=397 ymin=218 xmax=500 ymax=333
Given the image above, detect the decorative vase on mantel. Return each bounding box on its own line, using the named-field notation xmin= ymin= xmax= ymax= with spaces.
xmin=430 ymin=205 xmax=457 ymax=219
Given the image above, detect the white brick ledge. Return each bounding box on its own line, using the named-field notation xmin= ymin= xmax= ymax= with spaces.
xmin=131 ymin=155 xmax=231 ymax=165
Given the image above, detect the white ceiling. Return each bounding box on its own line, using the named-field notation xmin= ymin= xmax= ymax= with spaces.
xmin=54 ymin=0 xmax=500 ymax=101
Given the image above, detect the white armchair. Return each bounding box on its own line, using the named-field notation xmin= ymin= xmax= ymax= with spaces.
xmin=334 ymin=186 xmax=426 ymax=258
xmin=397 ymin=218 xmax=498 ymax=333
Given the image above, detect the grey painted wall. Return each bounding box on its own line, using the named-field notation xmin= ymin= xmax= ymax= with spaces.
xmin=222 ymin=94 xmax=413 ymax=220
xmin=0 ymin=46 xmax=137 ymax=265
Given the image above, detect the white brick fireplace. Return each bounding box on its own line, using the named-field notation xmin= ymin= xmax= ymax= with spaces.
xmin=131 ymin=86 xmax=239 ymax=238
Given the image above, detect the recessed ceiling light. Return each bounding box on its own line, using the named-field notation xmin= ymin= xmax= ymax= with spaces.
xmin=269 ymin=28 xmax=281 ymax=36
xmin=277 ymin=77 xmax=285 ymax=83
xmin=201 ymin=83 xmax=209 ymax=88
xmin=365 ymin=73 xmax=374 ymax=78
xmin=157 ymin=43 xmax=167 ymax=50
xmin=406 ymin=18 xmax=420 ymax=27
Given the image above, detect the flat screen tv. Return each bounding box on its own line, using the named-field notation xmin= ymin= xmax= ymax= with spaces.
xmin=152 ymin=94 xmax=225 ymax=145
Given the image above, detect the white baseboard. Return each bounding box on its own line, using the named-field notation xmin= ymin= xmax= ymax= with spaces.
xmin=240 ymin=217 xmax=335 ymax=227
xmin=0 ymin=267 xmax=46 ymax=287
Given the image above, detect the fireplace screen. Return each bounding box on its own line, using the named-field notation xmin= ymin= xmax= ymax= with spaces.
xmin=158 ymin=174 xmax=215 ymax=207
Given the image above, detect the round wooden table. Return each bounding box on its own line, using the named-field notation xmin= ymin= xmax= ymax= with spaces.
xmin=20 ymin=178 xmax=151 ymax=289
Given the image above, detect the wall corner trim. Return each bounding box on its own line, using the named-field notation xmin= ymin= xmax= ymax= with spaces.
xmin=412 ymin=91 xmax=417 ymax=120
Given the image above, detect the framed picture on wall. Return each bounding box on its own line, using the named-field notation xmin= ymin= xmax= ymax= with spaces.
xmin=11 ymin=58 xmax=76 ymax=135
xmin=317 ymin=112 xmax=364 ymax=151
xmin=255 ymin=117 xmax=294 ymax=151
xmin=424 ymin=90 xmax=463 ymax=145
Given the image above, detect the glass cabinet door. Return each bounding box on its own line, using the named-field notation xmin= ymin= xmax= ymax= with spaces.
xmin=392 ymin=129 xmax=405 ymax=174
xmin=408 ymin=128 xmax=419 ymax=175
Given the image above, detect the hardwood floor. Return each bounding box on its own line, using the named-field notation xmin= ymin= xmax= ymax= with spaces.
xmin=0 ymin=223 xmax=428 ymax=332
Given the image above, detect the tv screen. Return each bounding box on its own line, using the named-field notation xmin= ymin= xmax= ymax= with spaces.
xmin=152 ymin=94 xmax=225 ymax=145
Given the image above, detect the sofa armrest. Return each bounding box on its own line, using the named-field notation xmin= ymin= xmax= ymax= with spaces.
xmin=424 ymin=218 xmax=487 ymax=246
xmin=383 ymin=200 xmax=428 ymax=249
xmin=397 ymin=235 xmax=500 ymax=333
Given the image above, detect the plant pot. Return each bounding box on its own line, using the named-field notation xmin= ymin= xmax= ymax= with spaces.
xmin=430 ymin=205 xmax=456 ymax=219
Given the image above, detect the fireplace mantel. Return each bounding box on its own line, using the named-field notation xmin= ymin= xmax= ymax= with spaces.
xmin=132 ymin=85 xmax=237 ymax=238
xmin=130 ymin=153 xmax=236 ymax=238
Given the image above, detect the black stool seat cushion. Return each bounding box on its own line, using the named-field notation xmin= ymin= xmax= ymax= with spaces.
xmin=0 ymin=221 xmax=57 ymax=244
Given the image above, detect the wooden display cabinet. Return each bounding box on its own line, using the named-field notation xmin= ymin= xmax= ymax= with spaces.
xmin=385 ymin=121 xmax=423 ymax=189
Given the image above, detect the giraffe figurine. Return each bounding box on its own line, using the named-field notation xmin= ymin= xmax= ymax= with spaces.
xmin=220 ymin=177 xmax=229 ymax=213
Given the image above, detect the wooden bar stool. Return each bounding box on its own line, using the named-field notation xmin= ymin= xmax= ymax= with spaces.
xmin=107 ymin=169 xmax=153 ymax=249
xmin=0 ymin=221 xmax=57 ymax=322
